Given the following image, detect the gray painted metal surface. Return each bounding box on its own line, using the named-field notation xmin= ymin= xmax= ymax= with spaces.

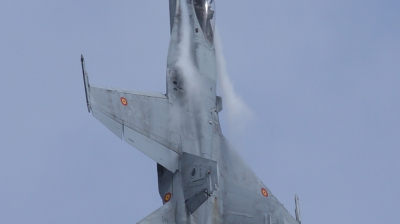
xmin=81 ymin=0 xmax=301 ymax=223
xmin=137 ymin=201 xmax=175 ymax=224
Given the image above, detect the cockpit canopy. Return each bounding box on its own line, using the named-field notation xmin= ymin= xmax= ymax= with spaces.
xmin=194 ymin=0 xmax=215 ymax=43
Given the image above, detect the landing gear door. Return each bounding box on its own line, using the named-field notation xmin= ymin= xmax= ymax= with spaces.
xmin=181 ymin=152 xmax=218 ymax=214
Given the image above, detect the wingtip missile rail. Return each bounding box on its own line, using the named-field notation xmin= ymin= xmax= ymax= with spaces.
xmin=80 ymin=55 xmax=91 ymax=113
xmin=295 ymin=194 xmax=302 ymax=224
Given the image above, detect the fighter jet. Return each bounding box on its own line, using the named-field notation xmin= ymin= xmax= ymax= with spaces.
xmin=81 ymin=0 xmax=302 ymax=223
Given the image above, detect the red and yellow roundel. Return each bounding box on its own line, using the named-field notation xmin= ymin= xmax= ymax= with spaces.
xmin=261 ymin=188 xmax=268 ymax=197
xmin=164 ymin=193 xmax=172 ymax=202
xmin=120 ymin=97 xmax=128 ymax=106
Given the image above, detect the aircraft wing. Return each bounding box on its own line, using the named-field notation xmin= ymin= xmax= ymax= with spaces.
xmin=81 ymin=55 xmax=179 ymax=172
xmin=137 ymin=201 xmax=175 ymax=224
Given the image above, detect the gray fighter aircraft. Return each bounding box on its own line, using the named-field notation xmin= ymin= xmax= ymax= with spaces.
xmin=81 ymin=0 xmax=302 ymax=223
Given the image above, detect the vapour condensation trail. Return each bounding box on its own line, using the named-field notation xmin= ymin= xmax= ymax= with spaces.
xmin=215 ymin=29 xmax=254 ymax=134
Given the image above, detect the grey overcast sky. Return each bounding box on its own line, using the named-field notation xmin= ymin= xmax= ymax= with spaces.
xmin=1 ymin=1 xmax=399 ymax=224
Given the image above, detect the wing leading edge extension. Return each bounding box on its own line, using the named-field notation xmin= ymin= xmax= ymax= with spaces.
xmin=81 ymin=55 xmax=179 ymax=172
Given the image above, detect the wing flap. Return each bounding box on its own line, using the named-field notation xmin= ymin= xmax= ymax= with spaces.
xmin=124 ymin=126 xmax=179 ymax=172
xmin=92 ymin=108 xmax=123 ymax=139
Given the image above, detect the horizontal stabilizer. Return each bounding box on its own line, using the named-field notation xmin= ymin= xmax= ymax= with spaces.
xmin=137 ymin=201 xmax=175 ymax=224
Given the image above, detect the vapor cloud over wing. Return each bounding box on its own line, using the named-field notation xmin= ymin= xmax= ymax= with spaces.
xmin=215 ymin=30 xmax=254 ymax=135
